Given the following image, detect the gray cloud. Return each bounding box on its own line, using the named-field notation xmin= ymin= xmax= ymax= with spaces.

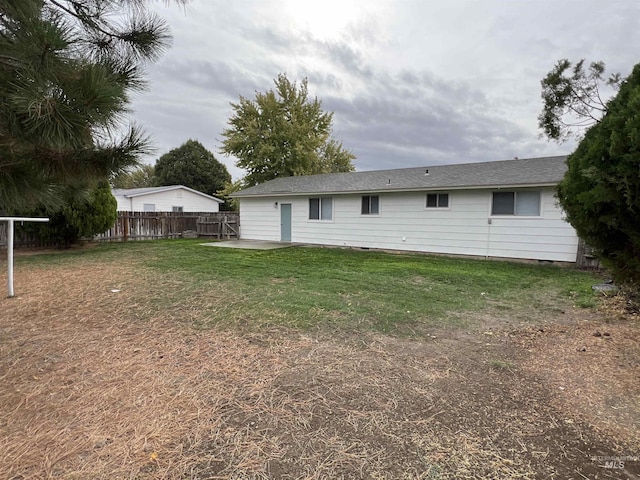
xmin=129 ymin=0 xmax=637 ymax=179
xmin=152 ymin=59 xmax=263 ymax=99
xmin=318 ymin=63 xmax=535 ymax=170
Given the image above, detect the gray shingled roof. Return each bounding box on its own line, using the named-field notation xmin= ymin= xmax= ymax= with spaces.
xmin=233 ymin=155 xmax=568 ymax=197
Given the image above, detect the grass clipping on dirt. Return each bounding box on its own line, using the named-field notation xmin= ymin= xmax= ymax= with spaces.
xmin=0 ymin=264 xmax=296 ymax=478
xmin=0 ymin=260 xmax=539 ymax=479
xmin=1 ymin=244 xmax=637 ymax=479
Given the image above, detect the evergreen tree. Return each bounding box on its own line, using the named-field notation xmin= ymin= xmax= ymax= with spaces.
xmin=29 ymin=180 xmax=118 ymax=246
xmin=557 ymin=63 xmax=640 ymax=284
xmin=0 ymin=0 xmax=182 ymax=212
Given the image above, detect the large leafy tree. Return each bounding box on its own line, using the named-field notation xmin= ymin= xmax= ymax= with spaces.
xmin=0 ymin=0 xmax=182 ymax=212
xmin=556 ymin=63 xmax=640 ymax=284
xmin=216 ymin=178 xmax=245 ymax=212
xmin=154 ymin=139 xmax=231 ymax=195
xmin=221 ymin=74 xmax=356 ymax=187
xmin=111 ymin=164 xmax=156 ymax=189
xmin=538 ymin=59 xmax=621 ymax=142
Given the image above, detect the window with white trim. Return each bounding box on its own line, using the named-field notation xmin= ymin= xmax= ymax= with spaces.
xmin=143 ymin=203 xmax=155 ymax=212
xmin=309 ymin=197 xmax=333 ymax=220
xmin=361 ymin=195 xmax=379 ymax=215
xmin=172 ymin=206 xmax=184 ymax=213
xmin=491 ymin=191 xmax=540 ymax=216
xmin=426 ymin=193 xmax=449 ymax=208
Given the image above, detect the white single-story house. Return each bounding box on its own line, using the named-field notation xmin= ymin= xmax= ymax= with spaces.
xmin=112 ymin=185 xmax=223 ymax=213
xmin=232 ymin=155 xmax=581 ymax=262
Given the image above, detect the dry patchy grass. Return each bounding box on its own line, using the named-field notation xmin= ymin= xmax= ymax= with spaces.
xmin=0 ymin=253 xmax=638 ymax=479
xmin=1 ymin=263 xmax=296 ymax=478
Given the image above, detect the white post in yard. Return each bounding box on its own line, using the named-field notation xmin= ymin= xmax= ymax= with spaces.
xmin=1 ymin=217 xmax=49 ymax=298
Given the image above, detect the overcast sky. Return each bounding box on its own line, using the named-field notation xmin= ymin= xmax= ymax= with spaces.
xmin=131 ymin=0 xmax=639 ymax=180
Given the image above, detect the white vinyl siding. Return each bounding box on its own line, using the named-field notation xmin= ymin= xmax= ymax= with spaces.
xmin=239 ymin=197 xmax=286 ymax=240
xmin=238 ymin=188 xmax=579 ymax=262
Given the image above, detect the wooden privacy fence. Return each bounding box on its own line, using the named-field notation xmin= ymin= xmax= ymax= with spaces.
xmin=0 ymin=221 xmax=59 ymax=248
xmin=196 ymin=214 xmax=239 ymax=239
xmin=575 ymin=238 xmax=602 ymax=269
xmin=95 ymin=211 xmax=239 ymax=242
xmin=0 ymin=212 xmax=240 ymax=247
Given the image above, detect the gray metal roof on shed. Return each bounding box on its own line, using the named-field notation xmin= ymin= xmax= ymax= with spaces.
xmin=233 ymin=155 xmax=569 ymax=197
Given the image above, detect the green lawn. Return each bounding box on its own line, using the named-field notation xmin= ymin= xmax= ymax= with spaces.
xmin=17 ymin=239 xmax=603 ymax=335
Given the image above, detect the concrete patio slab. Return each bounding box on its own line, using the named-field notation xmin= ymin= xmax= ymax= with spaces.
xmin=200 ymin=240 xmax=295 ymax=250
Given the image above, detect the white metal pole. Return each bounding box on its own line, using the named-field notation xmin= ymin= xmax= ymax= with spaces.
xmin=7 ymin=219 xmax=14 ymax=297
xmin=2 ymin=217 xmax=48 ymax=298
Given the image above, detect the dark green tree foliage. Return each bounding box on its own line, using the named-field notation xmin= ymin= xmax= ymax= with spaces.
xmin=0 ymin=0 xmax=179 ymax=212
xmin=538 ymin=59 xmax=621 ymax=142
xmin=29 ymin=180 xmax=117 ymax=246
xmin=557 ymin=63 xmax=640 ymax=284
xmin=221 ymin=74 xmax=356 ymax=187
xmin=154 ymin=139 xmax=231 ymax=195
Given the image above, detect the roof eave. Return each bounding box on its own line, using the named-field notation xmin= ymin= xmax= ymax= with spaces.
xmin=232 ymin=182 xmax=560 ymax=198
xmin=122 ymin=185 xmax=223 ymax=203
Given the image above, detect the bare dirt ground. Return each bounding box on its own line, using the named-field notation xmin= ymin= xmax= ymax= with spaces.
xmin=0 ymin=260 xmax=638 ymax=479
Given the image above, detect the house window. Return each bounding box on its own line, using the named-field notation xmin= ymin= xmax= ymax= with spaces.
xmin=426 ymin=193 xmax=449 ymax=208
xmin=309 ymin=197 xmax=333 ymax=220
xmin=143 ymin=203 xmax=155 ymax=212
xmin=172 ymin=206 xmax=184 ymax=213
xmin=361 ymin=195 xmax=379 ymax=215
xmin=492 ymin=191 xmax=540 ymax=216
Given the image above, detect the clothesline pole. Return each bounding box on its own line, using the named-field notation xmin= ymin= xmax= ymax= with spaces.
xmin=1 ymin=217 xmax=50 ymax=298
xmin=7 ymin=219 xmax=14 ymax=298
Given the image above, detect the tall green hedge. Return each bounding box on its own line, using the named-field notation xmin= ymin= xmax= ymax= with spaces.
xmin=558 ymin=64 xmax=640 ymax=284
xmin=28 ymin=181 xmax=117 ymax=247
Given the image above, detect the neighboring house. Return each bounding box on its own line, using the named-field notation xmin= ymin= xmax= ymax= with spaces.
xmin=232 ymin=155 xmax=580 ymax=263
xmin=112 ymin=185 xmax=223 ymax=213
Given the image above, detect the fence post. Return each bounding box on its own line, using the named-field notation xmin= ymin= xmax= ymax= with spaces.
xmin=123 ymin=214 xmax=129 ymax=242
